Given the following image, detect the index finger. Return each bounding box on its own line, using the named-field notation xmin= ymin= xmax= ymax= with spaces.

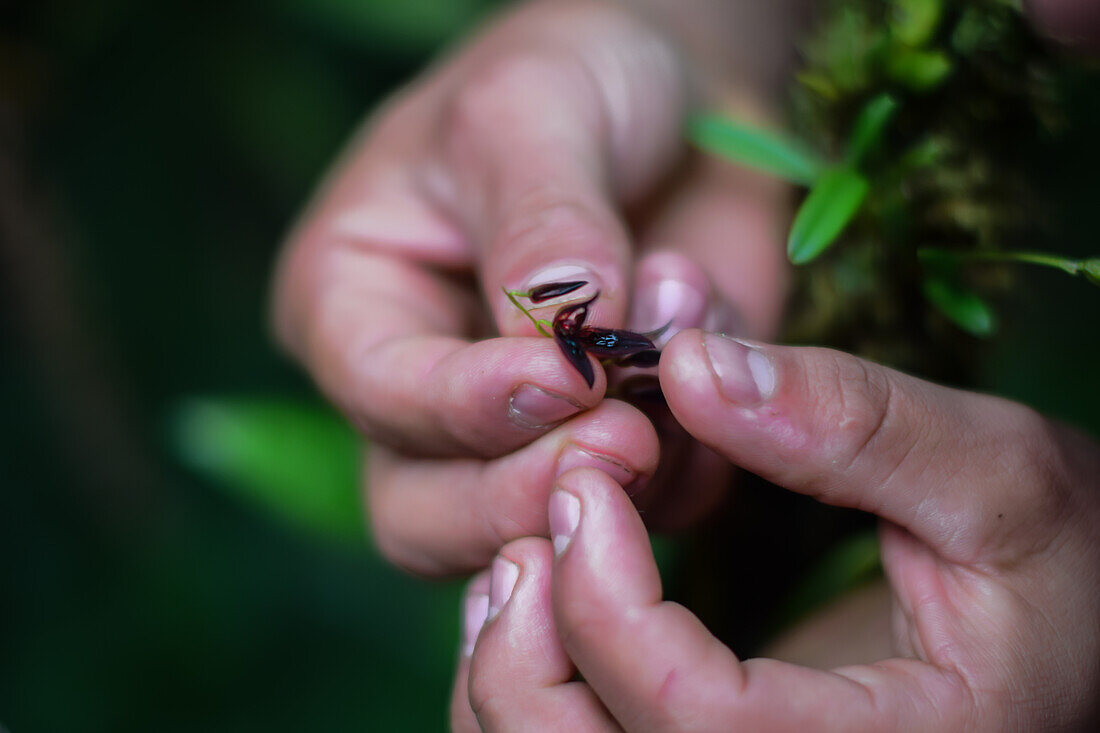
xmin=549 ymin=468 xmax=974 ymax=732
xmin=438 ymin=7 xmax=689 ymax=336
xmin=272 ymin=99 xmax=606 ymax=459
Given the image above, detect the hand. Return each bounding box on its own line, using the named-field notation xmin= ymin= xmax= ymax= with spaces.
xmin=454 ymin=330 xmax=1100 ymax=731
xmin=270 ymin=0 xmax=789 ymax=575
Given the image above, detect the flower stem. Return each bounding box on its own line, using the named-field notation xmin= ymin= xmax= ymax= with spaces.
xmin=503 ymin=289 xmax=553 ymax=337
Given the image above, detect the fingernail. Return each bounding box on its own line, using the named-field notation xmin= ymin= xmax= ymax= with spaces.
xmin=631 ymin=276 xmax=707 ymax=348
xmin=548 ymin=490 xmax=581 ymax=556
xmin=702 ymin=334 xmax=776 ymax=406
xmin=509 ymin=384 xmax=583 ymax=429
xmin=462 ymin=592 xmax=490 ymax=657
xmin=486 ymin=556 xmax=520 ymax=622
xmin=523 ymin=263 xmax=600 ymax=302
xmin=556 ymin=445 xmax=635 ymax=488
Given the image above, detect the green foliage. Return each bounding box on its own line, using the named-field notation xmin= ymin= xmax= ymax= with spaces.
xmin=172 ymin=398 xmax=365 ymax=545
xmin=885 ymin=47 xmax=954 ymax=90
xmin=788 ymin=167 xmax=870 ymax=264
xmin=776 ymin=530 xmax=882 ymax=630
xmin=922 ymin=276 xmax=998 ymax=336
xmin=696 ymin=0 xmax=1096 ymax=362
xmin=277 ymin=0 xmax=496 ymax=54
xmin=921 ymin=247 xmax=1100 ymax=285
xmin=889 ymin=0 xmax=944 ymax=46
xmin=688 ymin=114 xmax=824 ymax=185
xmin=846 ymin=93 xmax=899 ymax=164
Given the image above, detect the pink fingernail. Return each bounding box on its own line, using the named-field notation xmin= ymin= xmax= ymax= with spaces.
xmin=462 ymin=592 xmax=490 ymax=657
xmin=631 ymin=277 xmax=707 ymax=348
xmin=548 ymin=490 xmax=581 ymax=556
xmin=509 ymin=384 xmax=583 ymax=429
xmin=702 ymin=334 xmax=776 ymax=406
xmin=555 ymin=445 xmax=635 ymax=488
xmin=486 ymin=557 xmax=520 ymax=622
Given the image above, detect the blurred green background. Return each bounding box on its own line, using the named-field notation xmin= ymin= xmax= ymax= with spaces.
xmin=1 ymin=1 xmax=1097 ymax=731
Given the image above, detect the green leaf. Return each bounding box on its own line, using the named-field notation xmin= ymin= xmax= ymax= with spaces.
xmin=890 ymin=0 xmax=943 ymax=46
xmin=787 ymin=167 xmax=870 ymax=264
xmin=775 ymin=530 xmax=882 ymax=631
xmin=922 ymin=276 xmax=997 ymax=336
xmin=689 ymin=114 xmax=824 ymax=186
xmin=886 ymin=47 xmax=954 ymax=90
xmin=847 ymin=93 xmax=899 ymax=165
xmin=1083 ymin=258 xmax=1100 ymax=286
xmin=171 ymin=397 xmax=365 ymax=544
xmin=277 ymin=0 xmax=493 ymax=53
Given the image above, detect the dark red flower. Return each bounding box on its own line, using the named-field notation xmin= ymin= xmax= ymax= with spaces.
xmin=528 ymin=280 xmax=587 ymax=303
xmin=547 ymin=290 xmax=660 ymax=387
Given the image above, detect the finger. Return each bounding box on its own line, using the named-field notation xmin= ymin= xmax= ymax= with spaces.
xmin=1026 ymin=0 xmax=1100 ymax=50
xmin=367 ymin=400 xmax=660 ymax=576
xmin=636 ymin=153 xmax=790 ymax=339
xmin=627 ymin=251 xmax=740 ymax=348
xmin=549 ymin=468 xmax=975 ymax=732
xmin=623 ymin=251 xmax=735 ymax=530
xmin=451 ymin=571 xmax=491 ymax=733
xmin=466 ymin=539 xmax=619 ymax=732
xmin=440 ymin=7 xmax=688 ymax=335
xmin=272 ymin=87 xmax=612 ymax=459
xmin=659 ymin=330 xmax=1078 ymax=564
xmin=277 ymin=245 xmax=608 ymax=457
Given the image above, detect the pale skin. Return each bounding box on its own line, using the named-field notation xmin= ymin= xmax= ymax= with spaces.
xmin=269 ymin=0 xmax=1100 ymax=730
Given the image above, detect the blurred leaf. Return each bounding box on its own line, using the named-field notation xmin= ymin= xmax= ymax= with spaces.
xmin=920 ymin=248 xmax=1100 ymax=285
xmin=890 ymin=0 xmax=943 ymax=47
xmin=886 ymin=47 xmax=954 ymax=90
xmin=900 ymin=136 xmax=948 ymax=169
xmin=776 ymin=530 xmax=882 ymax=631
xmin=278 ymin=0 xmax=495 ymax=54
xmin=689 ymin=114 xmax=824 ymax=186
xmin=847 ymin=93 xmax=899 ymax=164
xmin=1084 ymin=258 xmax=1100 ymax=285
xmin=797 ymin=71 xmax=840 ymax=100
xmin=922 ymin=276 xmax=997 ymax=336
xmin=171 ymin=398 xmax=364 ymax=544
xmin=788 ymin=167 xmax=869 ymax=264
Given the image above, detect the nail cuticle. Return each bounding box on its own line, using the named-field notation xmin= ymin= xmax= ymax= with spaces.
xmin=557 ymin=445 xmax=634 ymax=481
xmin=702 ymin=333 xmax=776 ymax=407
xmin=508 ymin=384 xmax=584 ymax=429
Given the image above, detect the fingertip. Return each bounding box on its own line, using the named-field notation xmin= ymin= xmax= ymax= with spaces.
xmin=461 ymin=571 xmax=492 ymax=658
xmin=1025 ymin=0 xmax=1100 ymax=51
xmin=658 ymin=328 xmax=721 ymax=411
xmin=551 ymin=466 xmax=663 ymax=610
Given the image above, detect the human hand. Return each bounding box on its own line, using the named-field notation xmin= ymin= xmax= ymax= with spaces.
xmin=270 ymin=0 xmax=789 ymax=575
xmin=454 ymin=330 xmax=1100 ymax=731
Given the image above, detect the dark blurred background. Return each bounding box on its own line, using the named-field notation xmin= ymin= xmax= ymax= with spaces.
xmin=1 ymin=1 xmax=1097 ymax=731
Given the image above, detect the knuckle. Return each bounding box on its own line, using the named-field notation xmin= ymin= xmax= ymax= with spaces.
xmin=493 ymin=197 xmax=609 ymax=255
xmin=466 ymin=659 xmax=504 ymax=729
xmin=989 ymin=404 xmax=1069 ymax=518
xmin=813 ymin=351 xmax=900 ymax=478
xmin=364 ymin=475 xmax=436 ymax=576
xmin=447 ymin=51 xmax=577 ymax=140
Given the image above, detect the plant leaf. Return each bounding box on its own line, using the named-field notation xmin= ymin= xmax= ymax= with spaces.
xmin=847 ymin=93 xmax=899 ymax=164
xmin=886 ymin=47 xmax=953 ymax=90
xmin=922 ymin=276 xmax=997 ymax=336
xmin=1083 ymin=258 xmax=1100 ymax=285
xmin=775 ymin=530 xmax=882 ymax=632
xmin=787 ymin=167 xmax=870 ymax=264
xmin=890 ymin=0 xmax=943 ymax=47
xmin=689 ymin=114 xmax=824 ymax=186
xmin=171 ymin=397 xmax=364 ymax=544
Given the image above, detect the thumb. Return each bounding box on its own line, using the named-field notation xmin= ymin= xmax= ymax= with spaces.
xmin=1026 ymin=0 xmax=1100 ymax=51
xmin=659 ymin=330 xmax=1074 ymax=565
